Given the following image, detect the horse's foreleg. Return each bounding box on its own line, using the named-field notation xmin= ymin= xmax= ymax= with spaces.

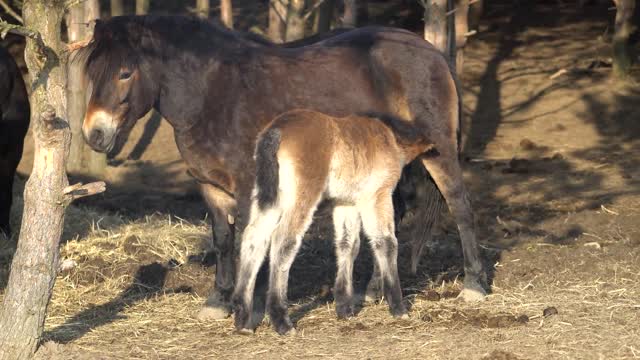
xmin=197 ymin=183 xmax=238 ymax=321
xmin=0 ymin=156 xmax=16 ymax=238
xmin=333 ymin=205 xmax=361 ymax=319
xmin=421 ymin=150 xmax=487 ymax=302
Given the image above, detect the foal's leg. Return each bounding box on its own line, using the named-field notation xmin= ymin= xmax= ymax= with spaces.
xmin=421 ymin=148 xmax=487 ymax=301
xmin=359 ymin=193 xmax=407 ymax=318
xmin=197 ymin=183 xmax=238 ymax=321
xmin=232 ymin=205 xmax=281 ymax=332
xmin=267 ymin=194 xmax=321 ymax=335
xmin=332 ymin=205 xmax=361 ymax=319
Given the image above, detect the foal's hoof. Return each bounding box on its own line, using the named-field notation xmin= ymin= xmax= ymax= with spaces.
xmin=236 ymin=328 xmax=254 ymax=335
xmin=457 ymin=286 xmax=487 ymax=302
xmin=364 ymin=287 xmax=382 ymax=303
xmin=196 ymin=305 xmax=232 ymax=321
xmin=335 ymin=303 xmax=355 ymax=320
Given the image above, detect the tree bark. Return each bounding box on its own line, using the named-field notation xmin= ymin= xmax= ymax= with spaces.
xmin=342 ymin=0 xmax=357 ymax=27
xmin=285 ymin=0 xmax=306 ymax=41
xmin=196 ymin=0 xmax=210 ymax=19
xmin=66 ymin=2 xmax=85 ymax=174
xmin=0 ymin=1 xmax=70 ymax=358
xmin=423 ymin=0 xmax=449 ymax=54
xmin=454 ymin=0 xmax=469 ymax=75
xmin=220 ymin=0 xmax=233 ymax=29
xmin=136 ymin=0 xmax=150 ymax=15
xmin=612 ymin=0 xmax=636 ymax=79
xmin=313 ymin=0 xmax=335 ymax=34
xmin=269 ymin=0 xmax=287 ymax=42
xmin=111 ymin=0 xmax=124 ymax=16
xmin=468 ymin=0 xmax=482 ymax=31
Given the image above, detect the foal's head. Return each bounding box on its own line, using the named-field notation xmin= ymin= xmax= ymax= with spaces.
xmin=77 ymin=17 xmax=159 ymax=153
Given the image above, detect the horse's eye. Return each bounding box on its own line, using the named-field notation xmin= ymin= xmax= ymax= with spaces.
xmin=119 ymin=71 xmax=132 ymax=80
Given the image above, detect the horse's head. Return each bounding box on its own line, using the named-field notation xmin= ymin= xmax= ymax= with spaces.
xmin=78 ymin=17 xmax=158 ymax=153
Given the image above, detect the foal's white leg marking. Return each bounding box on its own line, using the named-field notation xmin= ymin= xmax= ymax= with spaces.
xmin=333 ymin=206 xmax=361 ymax=305
xmin=236 ymin=203 xmax=282 ymax=313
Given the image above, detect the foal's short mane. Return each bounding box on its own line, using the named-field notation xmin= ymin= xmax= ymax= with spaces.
xmin=75 ymin=15 xmax=270 ymax=83
xmin=359 ymin=112 xmax=429 ymax=147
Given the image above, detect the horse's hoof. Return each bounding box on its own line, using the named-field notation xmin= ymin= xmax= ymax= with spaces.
xmin=457 ymin=287 xmax=487 ymax=302
xmin=196 ymin=305 xmax=231 ymax=321
xmin=236 ymin=328 xmax=254 ymax=335
xmin=284 ymin=328 xmax=297 ymax=336
xmin=395 ymin=313 xmax=410 ymax=320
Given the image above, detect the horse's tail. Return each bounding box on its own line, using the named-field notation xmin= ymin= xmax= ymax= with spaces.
xmin=255 ymin=128 xmax=281 ymax=210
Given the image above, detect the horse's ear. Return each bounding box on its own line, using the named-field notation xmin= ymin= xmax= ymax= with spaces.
xmin=91 ymin=19 xmax=111 ymax=42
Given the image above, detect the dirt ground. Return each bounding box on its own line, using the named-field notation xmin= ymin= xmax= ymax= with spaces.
xmin=1 ymin=1 xmax=640 ymax=359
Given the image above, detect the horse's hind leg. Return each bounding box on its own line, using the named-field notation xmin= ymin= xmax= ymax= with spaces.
xmin=407 ymin=166 xmax=445 ymax=275
xmin=232 ymin=204 xmax=280 ymax=333
xmin=421 ymin=149 xmax=487 ymax=301
xmin=359 ymin=192 xmax=407 ymax=318
xmin=197 ymin=184 xmax=238 ymax=321
xmin=333 ymin=205 xmax=361 ymax=319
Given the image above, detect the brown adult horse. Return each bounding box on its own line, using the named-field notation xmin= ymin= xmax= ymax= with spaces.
xmin=77 ymin=16 xmax=487 ymax=320
xmin=0 ymin=45 xmax=30 ymax=237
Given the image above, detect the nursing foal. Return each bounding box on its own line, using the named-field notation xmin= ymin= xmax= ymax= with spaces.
xmin=233 ymin=110 xmax=436 ymax=335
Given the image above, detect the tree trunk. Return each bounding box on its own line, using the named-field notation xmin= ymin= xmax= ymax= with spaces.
xmin=454 ymin=0 xmax=469 ymax=75
xmin=423 ymin=0 xmax=449 ymax=54
xmin=136 ymin=0 xmax=150 ymax=15
xmin=342 ymin=0 xmax=357 ymax=27
xmin=468 ymin=0 xmax=482 ymax=31
xmin=196 ymin=0 xmax=210 ymax=19
xmin=268 ymin=0 xmax=287 ymax=42
xmin=285 ymin=0 xmax=306 ymax=41
xmin=612 ymin=0 xmax=636 ymax=79
xmin=313 ymin=0 xmax=334 ymax=34
xmin=220 ymin=0 xmax=233 ymax=29
xmin=0 ymin=1 xmax=70 ymax=358
xmin=84 ymin=0 xmax=107 ymax=177
xmin=357 ymin=0 xmax=368 ymax=24
xmin=111 ymin=0 xmax=124 ymax=16
xmin=66 ymin=2 xmax=85 ymax=174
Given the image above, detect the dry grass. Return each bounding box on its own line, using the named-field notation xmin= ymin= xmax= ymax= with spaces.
xmin=2 ymin=179 xmax=639 ymax=359
xmin=2 ymin=2 xmax=640 ymax=358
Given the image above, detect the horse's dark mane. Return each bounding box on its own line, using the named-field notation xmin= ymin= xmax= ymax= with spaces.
xmin=75 ymin=15 xmax=270 ymax=83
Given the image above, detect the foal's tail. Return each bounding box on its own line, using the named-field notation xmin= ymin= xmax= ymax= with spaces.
xmin=255 ymin=128 xmax=281 ymax=210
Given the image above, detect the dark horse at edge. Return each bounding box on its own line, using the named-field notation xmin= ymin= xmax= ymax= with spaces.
xmin=0 ymin=45 xmax=30 ymax=238
xmin=77 ymin=16 xmax=488 ymax=321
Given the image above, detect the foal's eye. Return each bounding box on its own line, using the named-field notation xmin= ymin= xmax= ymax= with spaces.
xmin=119 ymin=70 xmax=132 ymax=80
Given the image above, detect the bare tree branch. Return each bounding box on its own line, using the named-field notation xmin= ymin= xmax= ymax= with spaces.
xmin=0 ymin=0 xmax=23 ymax=24
xmin=303 ymin=0 xmax=328 ymax=22
xmin=269 ymin=0 xmax=287 ymax=23
xmin=446 ymin=0 xmax=479 ymax=16
xmin=65 ymin=0 xmax=88 ymax=10
xmin=0 ymin=19 xmax=45 ymax=52
xmin=61 ymin=182 xmax=106 ymax=204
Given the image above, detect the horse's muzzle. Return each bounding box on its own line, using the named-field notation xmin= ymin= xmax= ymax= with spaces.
xmin=82 ymin=110 xmax=117 ymax=153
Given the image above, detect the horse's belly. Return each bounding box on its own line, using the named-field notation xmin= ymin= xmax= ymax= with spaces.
xmin=176 ymin=137 xmax=237 ymax=194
